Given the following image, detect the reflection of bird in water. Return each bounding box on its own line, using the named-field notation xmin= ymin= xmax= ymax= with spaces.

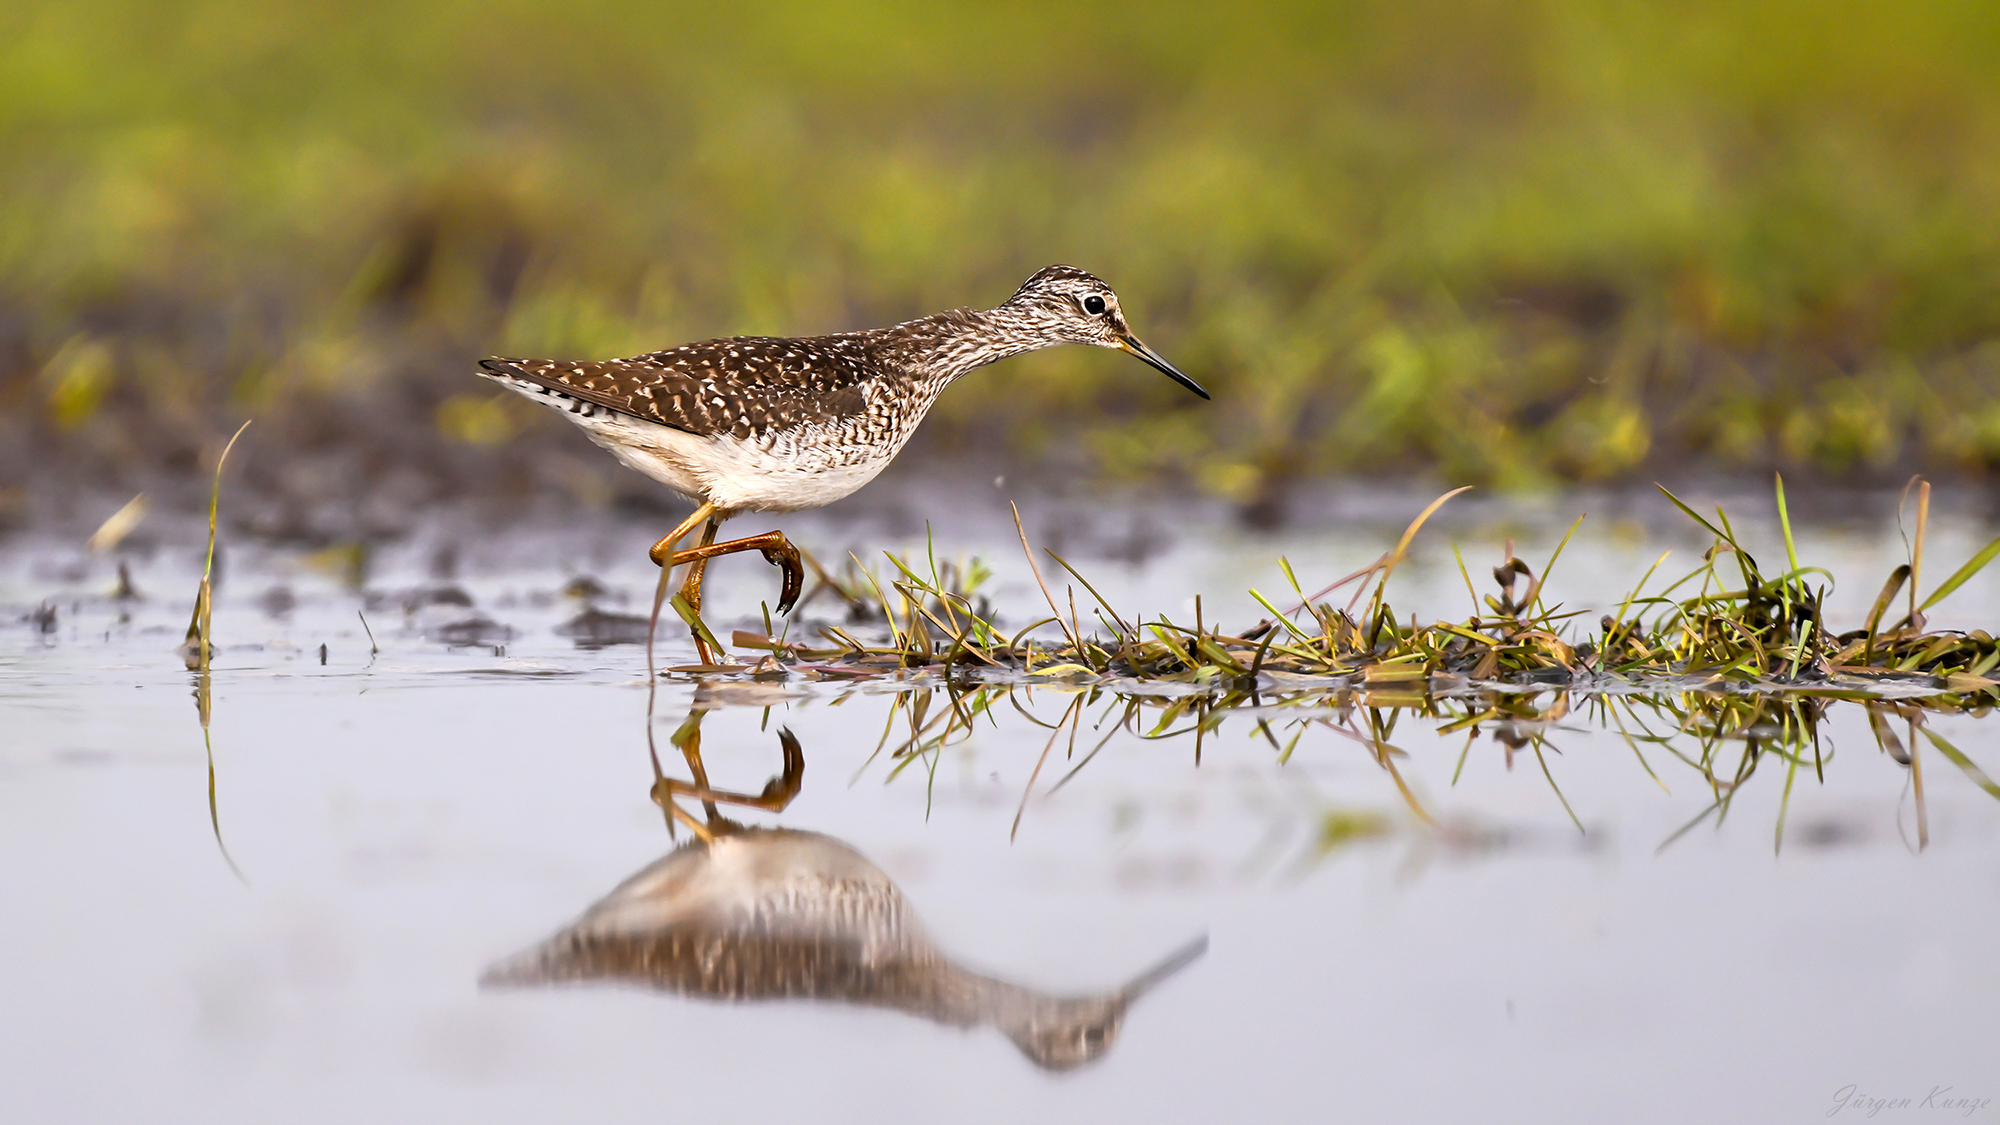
xmin=482 ymin=711 xmax=1205 ymax=1069
xmin=482 ymin=828 xmax=1204 ymax=1069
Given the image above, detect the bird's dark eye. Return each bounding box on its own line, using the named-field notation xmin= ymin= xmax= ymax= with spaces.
xmin=1083 ymin=295 xmax=1107 ymax=315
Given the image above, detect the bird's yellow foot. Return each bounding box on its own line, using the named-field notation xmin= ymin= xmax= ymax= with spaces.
xmin=663 ymin=530 xmax=804 ymax=616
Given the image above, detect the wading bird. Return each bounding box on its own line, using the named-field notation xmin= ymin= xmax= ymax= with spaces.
xmin=480 ymin=265 xmax=1207 ymax=663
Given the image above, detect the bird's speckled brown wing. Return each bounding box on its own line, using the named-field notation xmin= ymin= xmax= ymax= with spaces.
xmin=480 ymin=334 xmax=880 ymax=440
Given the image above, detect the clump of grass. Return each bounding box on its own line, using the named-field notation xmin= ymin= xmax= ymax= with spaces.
xmin=726 ymin=476 xmax=2000 ymax=709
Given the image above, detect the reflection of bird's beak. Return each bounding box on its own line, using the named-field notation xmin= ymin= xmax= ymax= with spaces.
xmin=1117 ymin=934 xmax=1209 ymax=1002
xmin=1118 ymin=334 xmax=1210 ymax=400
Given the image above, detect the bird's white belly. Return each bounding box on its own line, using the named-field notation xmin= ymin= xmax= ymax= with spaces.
xmin=487 ymin=369 xmax=912 ymax=513
xmin=577 ymin=406 xmax=899 ymax=513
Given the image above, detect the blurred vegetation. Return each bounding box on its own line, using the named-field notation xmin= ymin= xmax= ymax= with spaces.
xmin=5 ymin=0 xmax=2000 ymax=532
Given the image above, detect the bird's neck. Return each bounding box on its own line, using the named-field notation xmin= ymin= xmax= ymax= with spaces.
xmin=876 ymin=305 xmax=1061 ymax=386
xmin=894 ymin=959 xmax=1111 ymax=1027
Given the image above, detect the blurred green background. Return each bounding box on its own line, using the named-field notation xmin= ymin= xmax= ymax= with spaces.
xmin=5 ymin=0 xmax=2000 ymax=530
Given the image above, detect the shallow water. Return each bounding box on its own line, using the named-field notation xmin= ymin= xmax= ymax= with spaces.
xmin=5 ymin=497 xmax=1999 ymax=1123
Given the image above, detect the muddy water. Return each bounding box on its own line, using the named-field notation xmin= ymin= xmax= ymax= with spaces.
xmin=4 ymin=498 xmax=1999 ymax=1123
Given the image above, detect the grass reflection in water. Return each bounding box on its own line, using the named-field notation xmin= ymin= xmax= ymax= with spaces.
xmin=853 ymin=676 xmax=1998 ymax=859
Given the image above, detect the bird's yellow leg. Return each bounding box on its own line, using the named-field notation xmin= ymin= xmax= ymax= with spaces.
xmin=669 ymin=519 xmax=723 ymax=664
xmin=644 ymin=502 xmax=720 ymax=669
xmin=648 ymin=507 xmax=802 ymax=663
xmin=648 ymin=502 xmax=718 ymax=566
xmin=662 ymin=530 xmax=805 ymax=615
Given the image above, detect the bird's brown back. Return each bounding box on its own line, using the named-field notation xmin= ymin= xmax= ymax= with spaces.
xmin=480 ymin=333 xmax=881 ymax=441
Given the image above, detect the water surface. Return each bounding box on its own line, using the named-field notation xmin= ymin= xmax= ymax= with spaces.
xmin=4 ymin=500 xmax=1998 ymax=1123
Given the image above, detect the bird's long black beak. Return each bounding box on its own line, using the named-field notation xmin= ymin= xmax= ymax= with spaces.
xmin=1118 ymin=334 xmax=1210 ymax=400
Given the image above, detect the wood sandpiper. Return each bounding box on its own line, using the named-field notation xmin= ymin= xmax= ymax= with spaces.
xmin=478 ymin=264 xmax=1207 ymax=663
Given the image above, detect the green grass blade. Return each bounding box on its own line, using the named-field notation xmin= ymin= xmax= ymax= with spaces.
xmin=669 ymin=593 xmax=728 ymax=656
xmin=1531 ymin=514 xmax=1586 ymax=616
xmin=1249 ymin=589 xmax=1316 ymax=642
xmin=1655 ymin=484 xmax=1727 ymax=541
xmin=1917 ymin=533 xmax=2000 ymax=612
xmin=1774 ymin=472 xmax=1800 ymax=574
xmin=1048 ymin=548 xmax=1134 ymax=636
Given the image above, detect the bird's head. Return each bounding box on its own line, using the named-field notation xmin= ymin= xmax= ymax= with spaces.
xmin=1000 ymin=265 xmax=1209 ymax=399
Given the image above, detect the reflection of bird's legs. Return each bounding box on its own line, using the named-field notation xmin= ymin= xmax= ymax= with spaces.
xmin=676 ymin=708 xmax=721 ymax=821
xmin=650 ymin=711 xmax=805 ymax=841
